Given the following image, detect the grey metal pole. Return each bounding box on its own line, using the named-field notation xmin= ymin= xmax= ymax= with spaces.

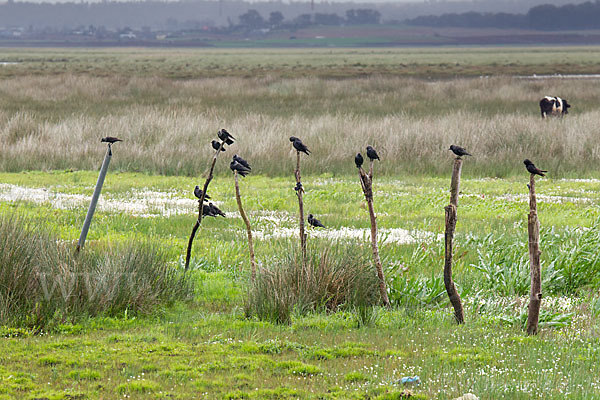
xmin=77 ymin=144 xmax=112 ymax=251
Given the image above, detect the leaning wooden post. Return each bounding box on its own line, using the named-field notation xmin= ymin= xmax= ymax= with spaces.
xmin=358 ymin=162 xmax=390 ymax=308
xmin=526 ymin=174 xmax=542 ymax=335
xmin=443 ymin=157 xmax=465 ymax=324
xmin=76 ymin=144 xmax=113 ymax=251
xmin=184 ymin=140 xmax=225 ymax=270
xmin=294 ymin=151 xmax=307 ymax=263
xmin=234 ymin=170 xmax=257 ymax=280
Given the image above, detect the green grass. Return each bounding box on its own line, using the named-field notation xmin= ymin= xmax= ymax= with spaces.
xmin=3 ymin=48 xmax=600 ymax=398
xmin=1 ymin=303 xmax=599 ymax=399
xmin=2 ymin=171 xmax=600 ymax=398
xmin=2 ymin=47 xmax=600 ymax=79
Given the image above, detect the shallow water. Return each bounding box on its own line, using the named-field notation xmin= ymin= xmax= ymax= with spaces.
xmin=0 ymin=183 xmax=438 ymax=243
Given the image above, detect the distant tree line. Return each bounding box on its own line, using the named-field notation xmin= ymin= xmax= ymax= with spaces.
xmin=406 ymin=0 xmax=600 ymax=30
xmin=234 ymin=8 xmax=380 ymax=31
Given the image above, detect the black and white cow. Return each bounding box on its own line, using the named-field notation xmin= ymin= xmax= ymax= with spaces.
xmin=539 ymin=96 xmax=571 ymax=118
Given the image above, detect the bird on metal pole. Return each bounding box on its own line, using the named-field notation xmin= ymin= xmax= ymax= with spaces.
xmin=101 ymin=136 xmax=123 ymax=144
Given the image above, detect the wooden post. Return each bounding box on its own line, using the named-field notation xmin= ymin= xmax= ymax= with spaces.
xmin=294 ymin=151 xmax=307 ymax=263
xmin=184 ymin=140 xmax=225 ymax=270
xmin=358 ymin=162 xmax=390 ymax=307
xmin=234 ymin=170 xmax=257 ymax=281
xmin=443 ymin=157 xmax=465 ymax=324
xmin=526 ymin=174 xmax=542 ymax=335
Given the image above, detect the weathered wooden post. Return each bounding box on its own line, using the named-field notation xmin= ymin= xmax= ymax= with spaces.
xmin=233 ymin=170 xmax=257 ymax=280
xmin=358 ymin=159 xmax=390 ymax=308
xmin=76 ymin=144 xmax=113 ymax=251
xmin=294 ymin=150 xmax=307 ymax=263
xmin=443 ymin=156 xmax=465 ymax=324
xmin=185 ymin=139 xmax=226 ymax=270
xmin=526 ymin=174 xmax=542 ymax=335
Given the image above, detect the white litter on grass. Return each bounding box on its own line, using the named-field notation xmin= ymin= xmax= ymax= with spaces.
xmin=559 ymin=178 xmax=600 ymax=183
xmin=253 ymin=225 xmax=438 ymax=245
xmin=462 ymin=192 xmax=596 ymax=204
xmin=517 ymin=74 xmax=600 ymax=79
xmin=0 ymin=183 xmax=197 ymax=217
xmin=0 ymin=183 xmax=441 ymax=243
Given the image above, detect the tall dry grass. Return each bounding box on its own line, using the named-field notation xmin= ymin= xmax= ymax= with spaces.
xmin=1 ymin=74 xmax=600 ymax=176
xmin=244 ymin=242 xmax=380 ymax=324
xmin=0 ymin=213 xmax=193 ymax=329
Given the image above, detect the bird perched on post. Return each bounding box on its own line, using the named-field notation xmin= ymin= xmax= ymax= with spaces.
xmin=233 ymin=154 xmax=251 ymax=170
xmin=449 ymin=145 xmax=472 ymax=158
xmin=218 ymin=128 xmax=235 ymax=145
xmin=355 ymin=153 xmax=364 ymax=169
xmin=209 ymin=203 xmax=226 ymax=217
xmin=524 ymin=159 xmax=547 ymax=177
xmin=230 ymin=158 xmax=251 ymax=177
xmin=202 ymin=203 xmax=215 ymax=217
xmin=366 ymin=146 xmax=380 ymax=161
xmin=194 ymin=186 xmax=210 ymax=201
xmin=101 ymin=136 xmax=123 ymax=144
xmin=211 ymin=140 xmax=226 ymax=152
xmin=203 ymin=203 xmax=225 ymax=217
xmin=289 ymin=136 xmax=310 ymax=155
xmin=308 ymin=214 xmax=325 ymax=228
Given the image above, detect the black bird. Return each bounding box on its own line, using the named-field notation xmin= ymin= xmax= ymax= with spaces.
xmin=211 ymin=140 xmax=226 ymax=152
xmin=366 ymin=146 xmax=380 ymax=161
xmin=209 ymin=202 xmax=226 ymax=217
xmin=308 ymin=214 xmax=325 ymax=228
xmin=524 ymin=159 xmax=547 ymax=177
xmin=194 ymin=185 xmax=210 ymax=201
xmin=202 ymin=204 xmax=217 ymax=217
xmin=230 ymin=159 xmax=251 ymax=177
xmin=289 ymin=136 xmax=310 ymax=155
xmin=218 ymin=128 xmax=235 ymax=145
xmin=355 ymin=153 xmax=364 ymax=169
xmin=294 ymin=182 xmax=303 ymax=192
xmin=101 ymin=136 xmax=123 ymax=144
xmin=233 ymin=154 xmax=251 ymax=170
xmin=449 ymin=145 xmax=472 ymax=157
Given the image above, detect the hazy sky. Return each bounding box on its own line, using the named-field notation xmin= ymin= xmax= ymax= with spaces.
xmin=5 ymin=0 xmax=463 ymax=3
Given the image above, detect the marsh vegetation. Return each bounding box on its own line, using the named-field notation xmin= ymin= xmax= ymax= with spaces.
xmin=2 ymin=47 xmax=600 ymax=399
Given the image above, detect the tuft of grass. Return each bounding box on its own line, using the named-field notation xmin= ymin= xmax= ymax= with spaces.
xmin=275 ymin=360 xmax=322 ymax=376
xmin=116 ymin=379 xmax=160 ymax=394
xmin=344 ymin=371 xmax=372 ymax=383
xmin=468 ymin=222 xmax=600 ymax=297
xmin=0 ymin=213 xmax=193 ymax=330
xmin=244 ymin=241 xmax=381 ymax=324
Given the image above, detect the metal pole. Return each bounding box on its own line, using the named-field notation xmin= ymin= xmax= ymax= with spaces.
xmin=77 ymin=144 xmax=112 ymax=251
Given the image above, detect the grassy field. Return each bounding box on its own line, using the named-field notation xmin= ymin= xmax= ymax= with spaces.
xmin=2 ymin=48 xmax=600 ymax=176
xmin=2 ymin=47 xmax=600 ymax=79
xmin=2 ymin=170 xmax=600 ymax=398
xmin=2 ymin=47 xmax=600 ymax=399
